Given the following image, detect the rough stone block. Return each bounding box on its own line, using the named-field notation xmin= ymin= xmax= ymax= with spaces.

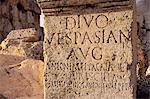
xmin=0 ymin=56 xmax=44 ymax=99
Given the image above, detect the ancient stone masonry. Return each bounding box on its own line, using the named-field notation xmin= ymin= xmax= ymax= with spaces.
xmin=0 ymin=0 xmax=44 ymax=99
xmin=38 ymin=0 xmax=137 ymax=99
xmin=0 ymin=28 xmax=44 ymax=60
xmin=0 ymin=0 xmax=41 ymax=42
xmin=0 ymin=28 xmax=44 ymax=99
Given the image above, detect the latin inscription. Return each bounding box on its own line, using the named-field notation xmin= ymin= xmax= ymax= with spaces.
xmin=45 ymin=10 xmax=133 ymax=98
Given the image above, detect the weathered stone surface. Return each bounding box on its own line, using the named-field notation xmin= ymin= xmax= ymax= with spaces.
xmin=0 ymin=28 xmax=43 ymax=60
xmin=19 ymin=41 xmax=44 ymax=60
xmin=38 ymin=0 xmax=132 ymax=15
xmin=136 ymin=1 xmax=150 ymax=98
xmin=5 ymin=28 xmax=39 ymax=42
xmin=38 ymin=0 xmax=136 ymax=99
xmin=0 ymin=41 xmax=43 ymax=60
xmin=15 ymin=95 xmax=43 ymax=99
xmin=136 ymin=23 xmax=149 ymax=80
xmin=146 ymin=66 xmax=150 ymax=76
xmin=137 ymin=76 xmax=150 ymax=99
xmin=0 ymin=94 xmax=8 ymax=99
xmin=29 ymin=0 xmax=41 ymax=14
xmin=0 ymin=54 xmax=25 ymax=67
xmin=0 ymin=28 xmax=44 ymax=98
xmin=20 ymin=59 xmax=44 ymax=86
xmin=0 ymin=33 xmax=4 ymax=42
xmin=137 ymin=0 xmax=150 ymax=74
xmin=0 ymin=0 xmax=41 ymax=42
xmin=0 ymin=17 xmax=13 ymax=42
xmin=39 ymin=27 xmax=44 ymax=41
xmin=0 ymin=57 xmax=44 ymax=99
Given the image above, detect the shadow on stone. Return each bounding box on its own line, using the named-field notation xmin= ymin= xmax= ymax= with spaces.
xmin=0 ymin=94 xmax=8 ymax=99
xmin=137 ymin=75 xmax=150 ymax=99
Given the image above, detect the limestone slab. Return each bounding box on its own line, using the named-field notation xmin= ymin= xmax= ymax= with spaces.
xmin=38 ymin=0 xmax=137 ymax=99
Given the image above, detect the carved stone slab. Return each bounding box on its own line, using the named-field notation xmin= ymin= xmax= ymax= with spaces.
xmin=38 ymin=0 xmax=136 ymax=99
xmin=38 ymin=0 xmax=132 ymax=16
xmin=38 ymin=0 xmax=132 ymax=9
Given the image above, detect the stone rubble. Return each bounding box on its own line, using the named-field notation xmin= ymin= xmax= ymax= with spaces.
xmin=0 ymin=0 xmax=45 ymax=98
xmin=0 ymin=28 xmax=44 ymax=99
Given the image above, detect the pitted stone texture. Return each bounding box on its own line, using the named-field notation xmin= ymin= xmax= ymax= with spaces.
xmin=0 ymin=42 xmax=43 ymax=60
xmin=19 ymin=41 xmax=44 ymax=60
xmin=0 ymin=28 xmax=43 ymax=60
xmin=43 ymin=10 xmax=135 ymax=99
